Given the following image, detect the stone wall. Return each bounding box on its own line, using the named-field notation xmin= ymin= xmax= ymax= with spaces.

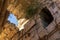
xmin=0 ymin=0 xmax=60 ymax=40
xmin=14 ymin=0 xmax=60 ymax=40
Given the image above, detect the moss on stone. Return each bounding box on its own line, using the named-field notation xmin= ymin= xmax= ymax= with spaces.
xmin=25 ymin=5 xmax=37 ymax=19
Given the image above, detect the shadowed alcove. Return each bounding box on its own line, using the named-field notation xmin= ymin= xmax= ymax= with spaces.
xmin=39 ymin=7 xmax=54 ymax=28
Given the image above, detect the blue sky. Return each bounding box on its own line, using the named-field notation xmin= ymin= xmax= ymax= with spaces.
xmin=8 ymin=13 xmax=18 ymax=26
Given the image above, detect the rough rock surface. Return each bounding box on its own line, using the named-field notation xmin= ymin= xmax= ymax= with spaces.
xmin=0 ymin=0 xmax=60 ymax=40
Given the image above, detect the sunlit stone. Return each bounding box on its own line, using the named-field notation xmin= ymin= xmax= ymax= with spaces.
xmin=17 ymin=18 xmax=29 ymax=31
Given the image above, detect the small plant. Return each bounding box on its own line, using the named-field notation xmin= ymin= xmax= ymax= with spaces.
xmin=25 ymin=0 xmax=39 ymax=19
xmin=25 ymin=5 xmax=37 ymax=19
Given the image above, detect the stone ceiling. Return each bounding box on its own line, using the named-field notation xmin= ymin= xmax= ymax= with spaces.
xmin=6 ymin=0 xmax=39 ymax=30
xmin=7 ymin=0 xmax=39 ymax=19
xmin=0 ymin=0 xmax=45 ymax=31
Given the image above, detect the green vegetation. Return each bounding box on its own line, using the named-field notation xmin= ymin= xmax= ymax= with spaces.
xmin=25 ymin=4 xmax=39 ymax=19
xmin=25 ymin=0 xmax=39 ymax=19
xmin=25 ymin=5 xmax=37 ymax=19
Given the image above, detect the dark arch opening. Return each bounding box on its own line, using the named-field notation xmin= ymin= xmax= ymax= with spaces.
xmin=39 ymin=7 xmax=54 ymax=28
